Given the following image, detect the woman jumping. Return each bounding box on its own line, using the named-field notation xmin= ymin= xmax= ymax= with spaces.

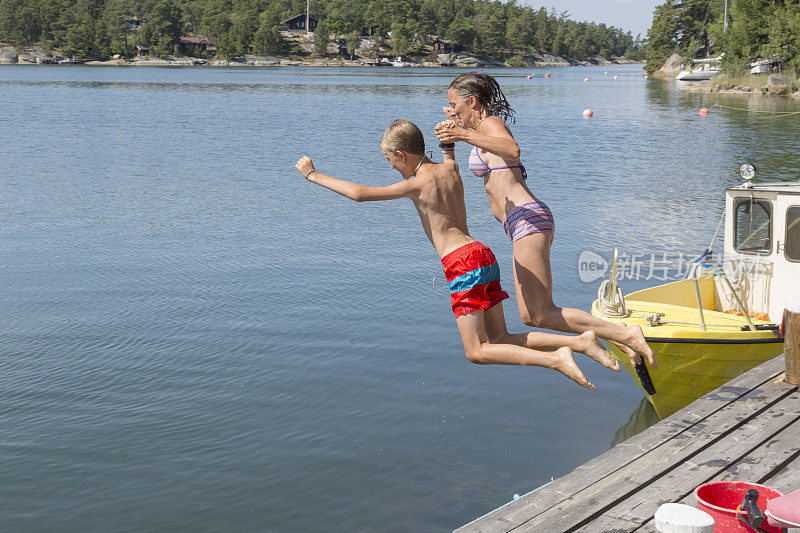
xmin=434 ymin=72 xmax=655 ymax=370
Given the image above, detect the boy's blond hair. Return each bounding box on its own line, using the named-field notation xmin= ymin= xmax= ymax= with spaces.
xmin=380 ymin=119 xmax=425 ymax=155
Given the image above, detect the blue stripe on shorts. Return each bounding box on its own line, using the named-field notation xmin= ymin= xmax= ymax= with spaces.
xmin=448 ymin=263 xmax=501 ymax=293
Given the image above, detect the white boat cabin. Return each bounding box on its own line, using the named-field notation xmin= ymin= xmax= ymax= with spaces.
xmin=719 ymin=165 xmax=800 ymax=323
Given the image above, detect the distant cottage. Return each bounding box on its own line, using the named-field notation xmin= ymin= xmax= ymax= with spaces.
xmin=125 ymin=17 xmax=145 ymax=31
xmin=432 ymin=38 xmax=460 ymax=53
xmin=283 ymin=14 xmax=318 ymax=33
xmin=175 ymin=36 xmax=213 ymax=55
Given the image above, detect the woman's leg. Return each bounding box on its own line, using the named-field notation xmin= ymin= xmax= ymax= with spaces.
xmin=483 ymin=302 xmax=619 ymax=371
xmin=511 ymin=232 xmax=656 ymax=368
xmin=455 ymin=308 xmax=596 ymax=390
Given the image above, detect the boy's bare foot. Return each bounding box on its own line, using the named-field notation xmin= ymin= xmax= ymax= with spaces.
xmin=552 ymin=347 xmax=596 ymax=391
xmin=620 ymin=323 xmax=657 ymax=369
xmin=576 ymin=331 xmax=620 ymax=372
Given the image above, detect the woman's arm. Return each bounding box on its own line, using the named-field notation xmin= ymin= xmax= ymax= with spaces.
xmin=435 ymin=117 xmax=521 ymax=161
xmin=295 ymin=156 xmax=416 ymax=202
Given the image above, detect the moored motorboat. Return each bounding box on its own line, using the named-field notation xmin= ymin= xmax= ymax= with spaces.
xmin=592 ymin=164 xmax=799 ymax=418
xmin=676 ymin=55 xmax=723 ymax=81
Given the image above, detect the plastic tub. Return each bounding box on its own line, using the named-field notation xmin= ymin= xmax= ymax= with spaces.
xmin=694 ymin=481 xmax=784 ymax=533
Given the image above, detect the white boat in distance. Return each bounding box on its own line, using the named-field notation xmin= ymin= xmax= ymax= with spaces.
xmin=676 ymin=55 xmax=723 ymax=81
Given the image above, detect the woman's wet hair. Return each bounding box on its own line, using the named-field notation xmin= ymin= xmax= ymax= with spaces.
xmin=380 ymin=119 xmax=425 ymax=155
xmin=449 ymin=72 xmax=516 ymax=124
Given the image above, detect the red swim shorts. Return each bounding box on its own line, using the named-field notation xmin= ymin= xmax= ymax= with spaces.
xmin=441 ymin=241 xmax=509 ymax=317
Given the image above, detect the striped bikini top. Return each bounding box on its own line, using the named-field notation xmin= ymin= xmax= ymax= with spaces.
xmin=468 ymin=146 xmax=527 ymax=180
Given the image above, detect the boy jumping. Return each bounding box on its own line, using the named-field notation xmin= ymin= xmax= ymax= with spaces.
xmin=295 ymin=119 xmax=619 ymax=390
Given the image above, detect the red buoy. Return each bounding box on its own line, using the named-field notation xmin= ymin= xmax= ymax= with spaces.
xmin=699 ymin=107 xmax=709 ymax=116
xmin=527 ymin=75 xmax=532 ymax=79
xmin=583 ymin=109 xmax=593 ymax=118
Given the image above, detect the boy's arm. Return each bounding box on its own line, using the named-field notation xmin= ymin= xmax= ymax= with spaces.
xmin=295 ymin=156 xmax=416 ymax=202
xmin=441 ymin=147 xmax=456 ymax=162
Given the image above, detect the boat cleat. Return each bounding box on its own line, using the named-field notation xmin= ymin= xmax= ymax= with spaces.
xmin=646 ymin=313 xmax=665 ymax=327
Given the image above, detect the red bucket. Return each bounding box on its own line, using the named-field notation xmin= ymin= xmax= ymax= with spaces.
xmin=695 ymin=481 xmax=784 ymax=533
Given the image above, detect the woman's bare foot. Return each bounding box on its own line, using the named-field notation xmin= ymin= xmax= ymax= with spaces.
xmin=552 ymin=347 xmax=596 ymax=391
xmin=620 ymin=323 xmax=656 ymax=369
xmin=575 ymin=331 xmax=620 ymax=372
xmin=610 ymin=339 xmax=638 ymax=368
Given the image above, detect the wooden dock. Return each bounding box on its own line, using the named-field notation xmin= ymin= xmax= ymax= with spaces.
xmin=456 ymin=354 xmax=800 ymax=532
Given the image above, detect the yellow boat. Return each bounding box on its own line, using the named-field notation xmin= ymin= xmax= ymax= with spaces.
xmin=591 ymin=165 xmax=799 ymax=418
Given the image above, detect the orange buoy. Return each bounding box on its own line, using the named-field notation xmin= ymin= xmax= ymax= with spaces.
xmin=582 ymin=109 xmax=593 ymax=118
xmin=584 ymin=78 xmax=589 ymax=82
xmin=699 ymin=107 xmax=708 ymax=116
xmin=545 ymin=73 xmax=551 ymax=78
xmin=527 ymin=75 xmax=532 ymax=79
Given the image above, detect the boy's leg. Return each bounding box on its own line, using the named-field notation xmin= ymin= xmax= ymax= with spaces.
xmin=483 ymin=304 xmax=619 ymax=372
xmin=455 ymin=309 xmax=595 ymax=391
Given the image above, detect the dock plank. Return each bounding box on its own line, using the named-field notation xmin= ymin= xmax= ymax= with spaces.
xmin=456 ymin=355 xmax=793 ymax=533
xmin=672 ymin=413 xmax=800 ymax=506
xmin=763 ymin=450 xmax=800 ymax=494
xmin=491 ymin=380 xmax=795 ymax=531
xmin=586 ymin=399 xmax=800 ymax=532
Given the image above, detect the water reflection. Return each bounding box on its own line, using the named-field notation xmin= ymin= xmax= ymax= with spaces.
xmin=645 ymin=79 xmax=800 ymax=181
xmin=611 ymin=397 xmax=661 ymax=447
xmin=0 ymin=79 xmax=449 ymax=97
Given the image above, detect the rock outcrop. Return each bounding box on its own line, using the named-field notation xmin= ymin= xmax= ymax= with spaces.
xmin=437 ymin=53 xmax=504 ymax=67
xmin=525 ymin=53 xmax=576 ymax=67
xmin=0 ymin=47 xmax=19 ymax=64
xmin=660 ymin=53 xmax=684 ymax=74
xmin=767 ymin=74 xmax=790 ymax=95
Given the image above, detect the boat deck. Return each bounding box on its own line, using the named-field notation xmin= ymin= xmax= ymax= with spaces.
xmin=455 ymin=354 xmax=800 ymax=532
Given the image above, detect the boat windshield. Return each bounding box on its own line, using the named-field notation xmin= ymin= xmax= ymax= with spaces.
xmin=734 ymin=197 xmax=772 ymax=253
xmin=787 ymin=206 xmax=800 ymax=261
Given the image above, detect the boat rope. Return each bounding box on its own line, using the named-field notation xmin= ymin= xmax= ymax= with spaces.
xmin=626 ymin=308 xmax=757 ymax=328
xmin=597 ymin=280 xmax=630 ymax=318
xmin=709 ymin=102 xmax=800 ymax=116
xmin=707 ymin=210 xmax=725 ymax=252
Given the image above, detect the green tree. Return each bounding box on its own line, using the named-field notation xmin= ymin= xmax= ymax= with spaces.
xmin=505 ymin=8 xmax=534 ymax=52
xmin=533 ymin=7 xmax=551 ymax=51
xmin=645 ymin=0 xmax=679 ymax=72
xmin=761 ymin=6 xmax=800 ymax=70
xmin=345 ymin=30 xmax=359 ymax=59
xmin=446 ymin=17 xmax=477 ymax=49
xmin=143 ymin=0 xmax=182 ymax=55
xmin=391 ymin=21 xmax=411 ymax=55
xmin=313 ymin=20 xmax=329 ymax=56
xmin=480 ymin=11 xmax=506 ymax=55
xmin=253 ymin=23 xmax=283 ymax=55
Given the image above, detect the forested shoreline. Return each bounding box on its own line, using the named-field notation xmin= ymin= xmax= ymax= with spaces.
xmin=645 ymin=0 xmax=800 ymax=74
xmin=0 ymin=0 xmax=644 ymax=63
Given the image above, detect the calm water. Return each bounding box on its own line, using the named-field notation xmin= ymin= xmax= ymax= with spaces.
xmin=2 ymin=64 xmax=799 ymax=532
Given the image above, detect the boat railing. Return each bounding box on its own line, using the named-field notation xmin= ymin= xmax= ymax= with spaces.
xmin=694 ymin=261 xmax=758 ymax=331
xmin=598 ymin=254 xmax=762 ymax=330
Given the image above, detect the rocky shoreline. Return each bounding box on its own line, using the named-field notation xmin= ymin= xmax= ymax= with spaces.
xmin=649 ymin=53 xmax=800 ymax=97
xmin=0 ymin=45 xmax=642 ymax=69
